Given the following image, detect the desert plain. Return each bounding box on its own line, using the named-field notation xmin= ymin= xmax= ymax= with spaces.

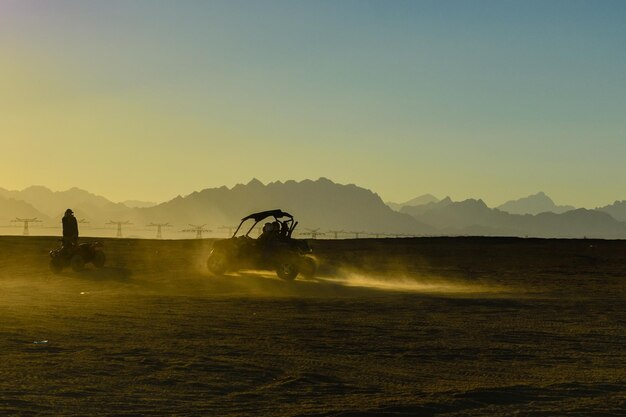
xmin=0 ymin=236 xmax=625 ymax=416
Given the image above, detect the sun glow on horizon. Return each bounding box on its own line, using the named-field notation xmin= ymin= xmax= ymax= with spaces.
xmin=1 ymin=1 xmax=625 ymax=207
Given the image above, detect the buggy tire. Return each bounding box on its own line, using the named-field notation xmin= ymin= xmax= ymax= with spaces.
xmin=275 ymin=258 xmax=299 ymax=281
xmin=207 ymin=250 xmax=229 ymax=275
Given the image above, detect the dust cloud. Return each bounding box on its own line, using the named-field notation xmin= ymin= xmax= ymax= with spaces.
xmin=315 ymin=268 xmax=510 ymax=295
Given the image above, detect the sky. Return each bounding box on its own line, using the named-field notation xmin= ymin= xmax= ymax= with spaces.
xmin=1 ymin=0 xmax=625 ymax=208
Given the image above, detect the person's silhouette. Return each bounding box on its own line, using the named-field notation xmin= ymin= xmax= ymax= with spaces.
xmin=62 ymin=208 xmax=79 ymax=251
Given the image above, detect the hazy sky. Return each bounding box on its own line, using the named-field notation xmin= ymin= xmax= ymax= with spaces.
xmin=1 ymin=0 xmax=625 ymax=207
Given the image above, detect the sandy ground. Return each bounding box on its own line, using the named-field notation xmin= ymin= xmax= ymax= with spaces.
xmin=0 ymin=236 xmax=625 ymax=416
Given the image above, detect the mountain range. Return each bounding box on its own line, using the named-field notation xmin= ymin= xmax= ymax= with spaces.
xmin=1 ymin=180 xmax=626 ymax=239
xmin=496 ymin=192 xmax=575 ymax=215
xmin=386 ymin=194 xmax=439 ymax=211
xmin=400 ymin=198 xmax=626 ymax=238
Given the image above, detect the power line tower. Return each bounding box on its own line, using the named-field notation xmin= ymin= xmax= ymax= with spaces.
xmin=182 ymin=224 xmax=210 ymax=239
xmin=369 ymin=232 xmax=384 ymax=239
xmin=12 ymin=217 xmax=42 ymax=236
xmin=348 ymin=231 xmax=365 ymax=239
xmin=327 ymin=230 xmax=345 ymax=239
xmin=106 ymin=220 xmax=132 ymax=238
xmin=147 ymin=222 xmax=172 ymax=239
xmin=301 ymin=228 xmax=325 ymax=239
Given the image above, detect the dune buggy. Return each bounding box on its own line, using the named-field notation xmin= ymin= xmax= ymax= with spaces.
xmin=49 ymin=241 xmax=106 ymax=273
xmin=207 ymin=209 xmax=317 ymax=280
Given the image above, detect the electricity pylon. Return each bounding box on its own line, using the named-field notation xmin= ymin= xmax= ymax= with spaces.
xmin=106 ymin=220 xmax=132 ymax=238
xmin=369 ymin=232 xmax=384 ymax=239
xmin=11 ymin=217 xmax=42 ymax=236
xmin=348 ymin=231 xmax=365 ymax=239
xmin=301 ymin=228 xmax=325 ymax=239
xmin=327 ymin=230 xmax=345 ymax=239
xmin=182 ymin=224 xmax=210 ymax=239
xmin=147 ymin=222 xmax=172 ymax=239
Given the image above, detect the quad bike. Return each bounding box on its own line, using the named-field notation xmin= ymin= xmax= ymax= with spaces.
xmin=207 ymin=209 xmax=317 ymax=281
xmin=49 ymin=240 xmax=106 ymax=273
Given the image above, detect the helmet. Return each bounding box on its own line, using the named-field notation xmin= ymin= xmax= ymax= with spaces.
xmin=65 ymin=208 xmax=74 ymax=215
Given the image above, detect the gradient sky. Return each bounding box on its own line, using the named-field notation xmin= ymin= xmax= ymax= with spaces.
xmin=1 ymin=0 xmax=625 ymax=207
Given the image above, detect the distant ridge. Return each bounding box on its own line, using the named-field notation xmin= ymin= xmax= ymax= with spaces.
xmin=387 ymin=194 xmax=439 ymax=211
xmin=0 ymin=195 xmax=49 ymax=223
xmin=137 ymin=177 xmax=434 ymax=235
xmin=0 ymin=185 xmax=129 ymax=220
xmin=122 ymin=200 xmax=157 ymax=209
xmin=497 ymin=192 xmax=575 ymax=215
xmin=1 ymin=181 xmax=626 ymax=238
xmin=401 ymin=197 xmax=626 ymax=238
xmin=597 ymin=200 xmax=626 ymax=222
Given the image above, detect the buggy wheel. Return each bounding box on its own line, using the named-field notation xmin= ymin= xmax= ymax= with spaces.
xmin=275 ymin=258 xmax=299 ymax=281
xmin=93 ymin=250 xmax=106 ymax=268
xmin=50 ymin=257 xmax=64 ymax=274
xmin=207 ymin=250 xmax=229 ymax=275
xmin=70 ymin=254 xmax=85 ymax=272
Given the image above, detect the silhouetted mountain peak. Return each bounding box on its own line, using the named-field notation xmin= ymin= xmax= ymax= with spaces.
xmin=498 ymin=192 xmax=574 ymax=215
xmin=122 ymin=200 xmax=157 ymax=209
xmin=316 ymin=177 xmax=335 ymax=185
xmin=458 ymin=198 xmax=488 ymax=208
xmin=247 ymin=178 xmax=264 ymax=187
xmin=143 ymin=178 xmax=430 ymax=234
xmin=387 ymin=193 xmax=439 ymax=211
xmin=22 ymin=185 xmax=51 ymax=193
xmin=596 ymin=200 xmax=626 ymax=222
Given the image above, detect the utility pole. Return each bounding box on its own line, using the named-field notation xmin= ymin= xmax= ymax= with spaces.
xmin=182 ymin=224 xmax=210 ymax=239
xmin=12 ymin=217 xmax=42 ymax=236
xmin=348 ymin=231 xmax=365 ymax=239
xmin=147 ymin=222 xmax=172 ymax=239
xmin=106 ymin=220 xmax=132 ymax=238
xmin=327 ymin=230 xmax=344 ymax=239
xmin=301 ymin=228 xmax=325 ymax=239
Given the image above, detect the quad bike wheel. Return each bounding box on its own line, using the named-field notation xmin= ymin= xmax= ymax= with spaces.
xmin=93 ymin=250 xmax=106 ymax=268
xmin=275 ymin=257 xmax=299 ymax=281
xmin=207 ymin=250 xmax=229 ymax=275
xmin=70 ymin=254 xmax=85 ymax=272
xmin=49 ymin=257 xmax=64 ymax=274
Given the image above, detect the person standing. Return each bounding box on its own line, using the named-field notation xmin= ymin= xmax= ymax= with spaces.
xmin=62 ymin=208 xmax=79 ymax=249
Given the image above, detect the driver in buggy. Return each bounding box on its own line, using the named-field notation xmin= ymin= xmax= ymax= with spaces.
xmin=259 ymin=221 xmax=280 ymax=242
xmin=62 ymin=208 xmax=79 ymax=255
xmin=257 ymin=221 xmax=286 ymax=258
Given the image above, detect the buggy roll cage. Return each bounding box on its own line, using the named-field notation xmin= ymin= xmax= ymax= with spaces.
xmin=232 ymin=209 xmax=298 ymax=238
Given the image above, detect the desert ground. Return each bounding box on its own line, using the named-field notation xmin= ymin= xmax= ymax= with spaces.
xmin=0 ymin=235 xmax=625 ymax=416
